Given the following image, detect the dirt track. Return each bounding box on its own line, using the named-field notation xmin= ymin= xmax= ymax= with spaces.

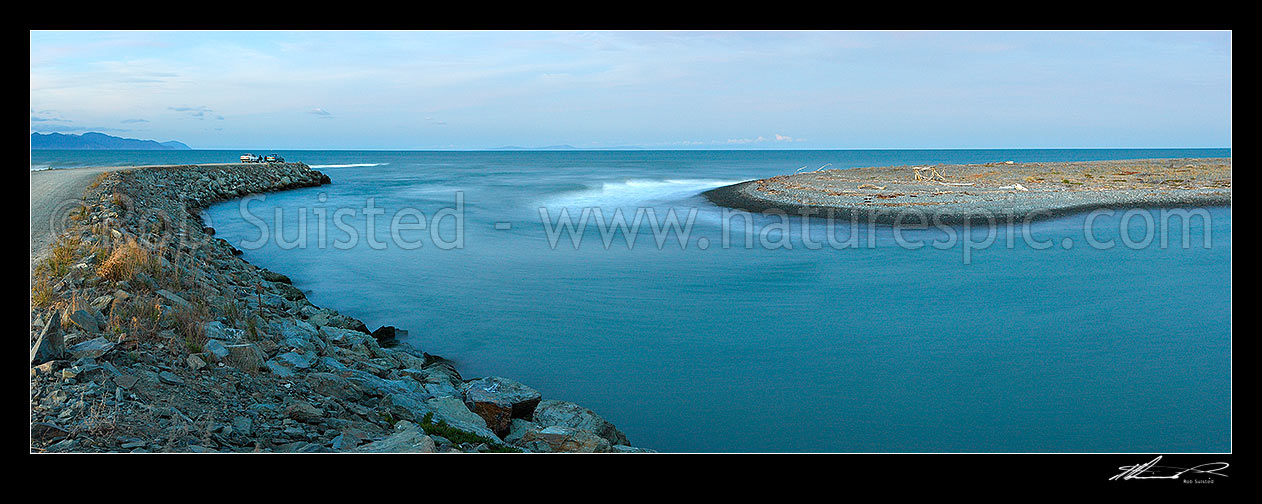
xmin=29 ymin=166 xmax=137 ymax=270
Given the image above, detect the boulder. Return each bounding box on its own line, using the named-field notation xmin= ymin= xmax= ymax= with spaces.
xmin=270 ymin=351 xmax=315 ymax=373
xmin=204 ymin=321 xmax=244 ymax=341
xmin=204 ymin=339 xmax=230 ymax=360
xmin=158 ymin=370 xmax=184 ymax=385
xmin=67 ymin=309 xmax=100 ymax=332
xmin=67 ymin=337 xmax=115 ymax=360
xmin=272 ymin=282 xmax=306 ymax=302
xmin=503 ymin=418 xmax=537 ymax=445
xmin=285 ymin=400 xmax=326 ymax=423
xmin=382 ymin=393 xmax=499 ymax=441
xmin=518 ymin=426 xmax=612 ymax=453
xmin=322 ymin=326 xmax=373 ymax=348
xmin=259 ymin=269 xmax=292 ymax=284
xmin=155 ymin=289 xmax=192 ymax=310
xmin=462 ymin=376 xmax=542 ymax=437
xmin=370 ymin=326 xmax=406 ymax=347
xmin=224 ymin=343 xmax=267 ymax=371
xmin=351 ymin=421 xmax=436 ymax=453
xmin=30 ymin=314 xmax=65 ymax=365
xmin=423 ymin=395 xmax=500 ymax=441
xmin=31 ymin=422 xmax=70 ymax=443
xmin=610 ymin=445 xmax=657 ymax=453
xmin=532 ymin=400 xmax=629 ymax=446
xmin=305 ymin=372 xmax=363 ymax=402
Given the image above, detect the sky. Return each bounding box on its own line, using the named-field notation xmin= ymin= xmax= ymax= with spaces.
xmin=30 ymin=30 xmax=1232 ymax=150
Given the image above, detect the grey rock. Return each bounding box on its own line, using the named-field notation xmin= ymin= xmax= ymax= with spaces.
xmin=259 ymin=269 xmax=292 ymax=284
xmin=204 ymin=321 xmax=244 ymax=341
xmin=423 ymin=395 xmax=500 ymax=441
xmin=158 ymin=370 xmax=184 ymax=385
xmin=274 ymin=351 xmax=315 ymax=370
xmin=156 ymin=289 xmax=192 ymax=310
xmin=31 ymin=421 xmax=69 ymax=442
xmin=322 ymin=326 xmax=372 ymax=347
xmin=610 ymin=444 xmax=657 ymax=453
xmin=518 ymin=426 xmax=612 ymax=453
xmin=224 ymin=343 xmax=266 ymax=370
xmin=503 ymin=418 xmax=537 ymax=445
xmin=204 ymin=339 xmax=230 ymax=360
xmin=67 ymin=337 xmax=115 ymax=359
xmin=305 ymin=372 xmax=363 ymax=402
xmin=297 ymin=443 xmax=332 ymax=453
xmin=351 ymin=421 xmax=436 ymax=453
xmin=462 ymin=376 xmax=542 ymax=437
xmin=265 ymin=360 xmax=296 ymax=378
xmin=67 ymin=309 xmax=101 ymax=332
xmin=346 ymin=370 xmax=415 ymax=397
xmin=532 ymin=399 xmax=629 ymax=446
xmin=232 ymin=416 xmax=254 ymax=437
xmin=285 ymin=400 xmax=326 ymax=423
xmin=186 ymin=354 xmax=207 ymax=371
xmin=30 ymin=314 xmax=65 ymax=365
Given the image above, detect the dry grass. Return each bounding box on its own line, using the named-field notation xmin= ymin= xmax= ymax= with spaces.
xmin=108 ymin=293 xmax=164 ymax=341
xmin=97 ymin=238 xmax=152 ymax=282
xmin=35 ymin=235 xmax=83 ymax=280
xmin=76 ymin=393 xmax=119 ymax=439
xmin=172 ymin=297 xmax=211 ymax=355
xmin=31 ymin=282 xmax=54 ymax=308
xmin=86 ymin=172 xmax=109 ymax=191
xmin=53 ymin=291 xmax=94 ymax=329
xmin=68 ymin=204 xmax=90 ymax=222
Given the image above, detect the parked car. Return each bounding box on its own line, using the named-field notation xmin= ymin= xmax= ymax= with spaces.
xmin=264 ymin=154 xmax=285 ymax=163
xmin=240 ymin=153 xmax=263 ymax=163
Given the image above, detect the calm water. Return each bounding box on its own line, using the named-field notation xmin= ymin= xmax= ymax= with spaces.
xmin=39 ymin=149 xmax=1232 ymax=452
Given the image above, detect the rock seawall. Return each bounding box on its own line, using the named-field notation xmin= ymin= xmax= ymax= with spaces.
xmin=30 ymin=162 xmax=647 ymax=453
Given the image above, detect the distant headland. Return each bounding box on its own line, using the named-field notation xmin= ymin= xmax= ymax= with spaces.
xmin=30 ymin=132 xmax=191 ymax=150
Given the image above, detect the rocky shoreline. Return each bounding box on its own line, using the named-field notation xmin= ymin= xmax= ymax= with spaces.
xmin=703 ymin=158 xmax=1231 ymax=225
xmin=30 ymin=162 xmax=647 ymax=453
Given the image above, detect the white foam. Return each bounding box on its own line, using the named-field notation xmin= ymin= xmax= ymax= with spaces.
xmin=542 ymin=178 xmax=743 ymax=209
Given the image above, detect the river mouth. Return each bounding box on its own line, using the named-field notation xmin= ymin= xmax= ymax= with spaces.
xmin=192 ymin=149 xmax=1233 ymax=453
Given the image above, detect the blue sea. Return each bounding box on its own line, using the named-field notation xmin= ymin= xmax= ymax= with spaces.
xmin=34 ymin=148 xmax=1232 ymax=452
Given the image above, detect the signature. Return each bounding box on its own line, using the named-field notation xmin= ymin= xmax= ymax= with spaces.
xmin=1109 ymin=456 xmax=1229 ymax=481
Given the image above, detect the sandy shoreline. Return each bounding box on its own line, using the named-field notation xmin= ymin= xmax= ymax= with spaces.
xmin=702 ymin=158 xmax=1231 ymax=225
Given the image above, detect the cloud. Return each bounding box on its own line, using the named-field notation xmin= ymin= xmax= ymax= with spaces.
xmin=169 ymin=105 xmax=223 ymax=120
xmin=424 ymin=116 xmax=447 ymax=126
xmin=309 ymin=108 xmax=333 ymax=118
xmin=121 ymin=118 xmax=149 ymax=124
xmin=30 ymin=110 xmax=70 ymax=123
xmin=726 ymin=134 xmax=803 ymax=145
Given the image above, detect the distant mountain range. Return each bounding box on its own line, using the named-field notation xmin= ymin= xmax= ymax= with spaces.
xmin=31 ymin=132 xmax=191 ymax=150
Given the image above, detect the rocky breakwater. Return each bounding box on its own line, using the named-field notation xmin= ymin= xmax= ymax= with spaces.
xmin=30 ymin=162 xmax=648 ymax=453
